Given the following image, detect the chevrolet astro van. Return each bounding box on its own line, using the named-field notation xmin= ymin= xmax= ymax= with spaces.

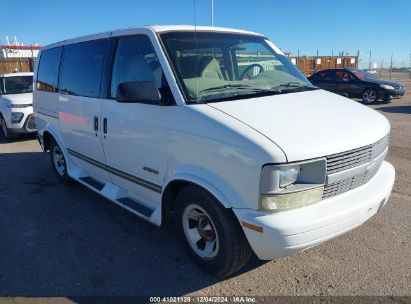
xmin=33 ymin=26 xmax=395 ymax=277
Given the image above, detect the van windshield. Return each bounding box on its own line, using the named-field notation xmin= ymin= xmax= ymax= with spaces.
xmin=1 ymin=76 xmax=33 ymax=95
xmin=160 ymin=31 xmax=314 ymax=104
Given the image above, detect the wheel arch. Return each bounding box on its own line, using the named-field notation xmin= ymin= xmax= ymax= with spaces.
xmin=162 ymin=173 xmax=241 ymax=218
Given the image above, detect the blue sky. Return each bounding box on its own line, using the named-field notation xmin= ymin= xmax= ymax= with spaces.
xmin=1 ymin=0 xmax=410 ymax=67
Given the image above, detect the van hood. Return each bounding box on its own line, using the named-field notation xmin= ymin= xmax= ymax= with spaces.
xmin=207 ymin=89 xmax=390 ymax=161
xmin=1 ymin=93 xmax=33 ymax=105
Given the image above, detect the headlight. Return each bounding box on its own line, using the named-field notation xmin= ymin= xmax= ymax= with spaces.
xmin=380 ymin=84 xmax=395 ymax=90
xmin=279 ymin=165 xmax=300 ymax=188
xmin=11 ymin=112 xmax=24 ymax=123
xmin=259 ymin=158 xmax=326 ymax=212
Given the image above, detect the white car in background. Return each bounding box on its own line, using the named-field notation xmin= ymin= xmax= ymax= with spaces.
xmin=0 ymin=72 xmax=36 ymax=140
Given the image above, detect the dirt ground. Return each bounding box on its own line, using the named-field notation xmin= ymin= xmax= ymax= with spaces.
xmin=0 ymin=72 xmax=410 ymax=301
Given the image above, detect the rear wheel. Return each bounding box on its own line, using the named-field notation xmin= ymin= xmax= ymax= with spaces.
xmin=0 ymin=115 xmax=18 ymax=140
xmin=175 ymin=185 xmax=252 ymax=277
xmin=50 ymin=139 xmax=73 ymax=184
xmin=362 ymin=88 xmax=379 ymax=104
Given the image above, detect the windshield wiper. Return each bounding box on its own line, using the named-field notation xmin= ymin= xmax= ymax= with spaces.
xmin=199 ymin=84 xmax=252 ymax=93
xmin=194 ymin=87 xmax=283 ymax=103
xmin=274 ymin=82 xmax=318 ymax=90
xmin=192 ymin=83 xmax=317 ymax=104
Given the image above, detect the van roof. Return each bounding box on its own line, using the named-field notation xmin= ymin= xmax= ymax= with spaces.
xmin=148 ymin=25 xmax=263 ymax=36
xmin=41 ymin=25 xmax=265 ymax=50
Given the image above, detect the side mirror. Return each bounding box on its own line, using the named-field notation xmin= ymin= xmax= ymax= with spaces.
xmin=116 ymin=81 xmax=161 ymax=104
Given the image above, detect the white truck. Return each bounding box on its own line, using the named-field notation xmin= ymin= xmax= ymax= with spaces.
xmin=33 ymin=26 xmax=395 ymax=277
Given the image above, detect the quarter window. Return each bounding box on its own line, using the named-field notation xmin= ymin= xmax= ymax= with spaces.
xmin=110 ymin=36 xmax=166 ymax=102
xmin=59 ymin=40 xmax=107 ymax=98
xmin=36 ymin=47 xmax=62 ymax=92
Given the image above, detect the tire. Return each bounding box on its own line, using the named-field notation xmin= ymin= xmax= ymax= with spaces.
xmin=362 ymin=88 xmax=379 ymax=104
xmin=0 ymin=115 xmax=18 ymax=140
xmin=50 ymin=138 xmax=73 ymax=184
xmin=175 ymin=185 xmax=252 ymax=277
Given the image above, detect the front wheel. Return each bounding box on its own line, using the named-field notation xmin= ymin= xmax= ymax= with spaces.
xmin=175 ymin=185 xmax=252 ymax=277
xmin=362 ymin=88 xmax=379 ymax=104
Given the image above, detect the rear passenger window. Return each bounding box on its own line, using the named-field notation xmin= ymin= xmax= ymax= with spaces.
xmin=59 ymin=40 xmax=107 ymax=98
xmin=36 ymin=47 xmax=62 ymax=92
xmin=318 ymin=70 xmax=334 ymax=81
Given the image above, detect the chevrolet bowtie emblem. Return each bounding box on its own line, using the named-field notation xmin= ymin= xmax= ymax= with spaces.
xmin=366 ymin=160 xmax=377 ymax=171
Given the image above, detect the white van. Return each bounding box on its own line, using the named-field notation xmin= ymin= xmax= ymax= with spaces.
xmin=33 ymin=26 xmax=395 ymax=277
xmin=0 ymin=72 xmax=36 ymax=140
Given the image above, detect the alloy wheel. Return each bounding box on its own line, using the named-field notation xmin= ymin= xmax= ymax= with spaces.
xmin=363 ymin=89 xmax=377 ymax=104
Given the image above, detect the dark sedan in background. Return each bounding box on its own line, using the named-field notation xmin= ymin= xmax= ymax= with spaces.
xmin=308 ymin=68 xmax=405 ymax=104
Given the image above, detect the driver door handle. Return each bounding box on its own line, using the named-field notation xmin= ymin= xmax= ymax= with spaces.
xmin=103 ymin=118 xmax=107 ymax=135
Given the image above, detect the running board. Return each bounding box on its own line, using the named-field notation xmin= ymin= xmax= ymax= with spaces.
xmin=79 ymin=176 xmax=105 ymax=191
xmin=71 ymin=172 xmax=161 ymax=225
xmin=117 ymin=197 xmax=155 ymax=218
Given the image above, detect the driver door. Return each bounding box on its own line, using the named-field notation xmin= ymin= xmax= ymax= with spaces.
xmin=100 ymin=35 xmax=171 ymax=206
xmin=335 ymin=70 xmax=361 ymax=97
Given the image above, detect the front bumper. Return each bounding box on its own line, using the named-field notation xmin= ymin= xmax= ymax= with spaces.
xmin=234 ymin=161 xmax=395 ymax=260
xmin=2 ymin=107 xmax=36 ymax=134
xmin=381 ymin=88 xmax=405 ymax=99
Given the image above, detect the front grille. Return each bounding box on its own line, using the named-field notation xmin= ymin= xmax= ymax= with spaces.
xmin=25 ymin=115 xmax=37 ymax=131
xmin=323 ymin=134 xmax=389 ymax=199
xmin=326 ymin=134 xmax=389 ymax=175
xmin=323 ymin=157 xmax=384 ymax=199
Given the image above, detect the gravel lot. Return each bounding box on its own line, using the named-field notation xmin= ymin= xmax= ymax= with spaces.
xmin=0 ymin=72 xmax=410 ymax=299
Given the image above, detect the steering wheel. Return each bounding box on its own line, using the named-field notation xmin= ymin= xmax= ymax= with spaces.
xmin=240 ymin=64 xmax=265 ymax=80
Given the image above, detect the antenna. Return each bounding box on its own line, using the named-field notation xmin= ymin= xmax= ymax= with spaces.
xmin=194 ymin=0 xmax=199 ymax=103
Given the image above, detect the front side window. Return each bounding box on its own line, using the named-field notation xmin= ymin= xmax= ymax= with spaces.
xmin=348 ymin=68 xmax=376 ymax=81
xmin=110 ymin=35 xmax=170 ymax=104
xmin=2 ymin=76 xmax=33 ymax=94
xmin=335 ymin=70 xmax=355 ymax=82
xmin=59 ymin=39 xmax=107 ymax=98
xmin=36 ymin=47 xmax=63 ymax=92
xmin=160 ymin=31 xmax=314 ymax=104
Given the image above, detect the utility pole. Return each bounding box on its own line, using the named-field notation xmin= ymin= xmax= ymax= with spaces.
xmin=390 ymin=52 xmax=393 ymax=80
xmin=368 ymin=50 xmax=372 ymax=71
xmin=211 ymin=0 xmax=214 ymax=26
